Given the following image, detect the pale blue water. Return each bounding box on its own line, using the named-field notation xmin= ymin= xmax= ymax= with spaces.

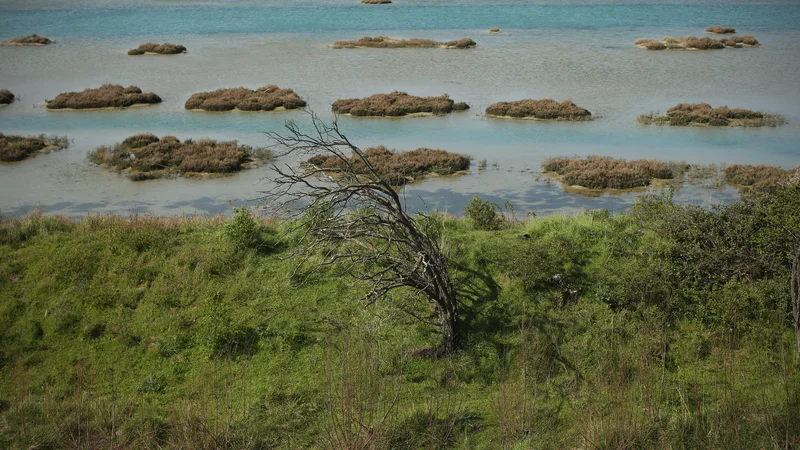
xmin=1 ymin=0 xmax=798 ymax=217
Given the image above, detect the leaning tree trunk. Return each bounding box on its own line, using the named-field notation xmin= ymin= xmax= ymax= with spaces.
xmin=792 ymin=245 xmax=800 ymax=359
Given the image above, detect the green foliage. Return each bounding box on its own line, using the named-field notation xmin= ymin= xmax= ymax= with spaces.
xmin=0 ymin=198 xmax=798 ymax=449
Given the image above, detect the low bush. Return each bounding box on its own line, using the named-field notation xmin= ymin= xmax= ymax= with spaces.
xmin=127 ymin=42 xmax=187 ymax=55
xmin=45 ymin=84 xmax=161 ymax=110
xmin=331 ymin=36 xmax=476 ymax=49
xmin=485 ymin=99 xmax=592 ymax=120
xmin=724 ymin=164 xmax=800 ymax=193
xmin=0 ymin=89 xmax=13 ymax=105
xmin=465 ymin=196 xmax=503 ymax=230
xmin=706 ymin=25 xmax=736 ymax=34
xmin=184 ymin=85 xmax=306 ymax=111
xmin=88 ymin=134 xmax=274 ymax=180
xmin=306 ymin=145 xmax=470 ymax=185
xmin=0 ymin=133 xmax=69 ymax=162
xmin=1 ymin=34 xmax=52 ymax=45
xmin=636 ymin=35 xmax=758 ymax=50
xmin=331 ymin=92 xmax=469 ymax=117
xmin=542 ymin=155 xmax=679 ymax=190
xmin=638 ymin=103 xmax=783 ymax=127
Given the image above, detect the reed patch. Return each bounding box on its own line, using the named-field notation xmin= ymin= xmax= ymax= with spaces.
xmin=331 ymin=36 xmax=476 ymax=49
xmin=127 ymin=42 xmax=187 ymax=55
xmin=542 ymin=156 xmax=685 ymax=190
xmin=1 ymin=34 xmax=53 ymax=46
xmin=635 ymin=35 xmax=759 ymax=50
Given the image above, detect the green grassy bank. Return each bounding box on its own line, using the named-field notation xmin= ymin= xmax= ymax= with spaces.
xmin=1 ymin=187 xmax=798 ymax=449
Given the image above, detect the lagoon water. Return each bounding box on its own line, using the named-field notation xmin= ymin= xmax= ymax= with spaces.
xmin=1 ymin=0 xmax=799 ymax=217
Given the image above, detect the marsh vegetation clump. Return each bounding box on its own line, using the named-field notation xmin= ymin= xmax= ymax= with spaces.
xmin=331 ymin=36 xmax=476 ymax=49
xmin=361 ymin=0 xmax=392 ymax=3
xmin=0 ymin=133 xmax=69 ymax=162
xmin=88 ymin=134 xmax=274 ymax=180
xmin=724 ymin=164 xmax=800 ymax=192
xmin=543 ymin=155 xmax=682 ymax=190
xmin=331 ymin=92 xmax=469 ymax=117
xmin=184 ymin=85 xmax=306 ymax=112
xmin=0 ymin=89 xmax=14 ymax=105
xmin=1 ymin=34 xmax=53 ymax=46
xmin=636 ymin=35 xmax=759 ymax=50
xmin=638 ymin=103 xmax=784 ymax=127
xmin=489 ymin=27 xmax=500 ymax=33
xmin=485 ymin=99 xmax=592 ymax=121
xmin=706 ymin=25 xmax=736 ymax=34
xmin=306 ymin=145 xmax=470 ymax=185
xmin=127 ymin=42 xmax=187 ymax=55
xmin=45 ymin=84 xmax=162 ymax=110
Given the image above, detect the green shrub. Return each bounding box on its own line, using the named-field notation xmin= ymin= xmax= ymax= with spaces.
xmin=465 ymin=196 xmax=502 ymax=230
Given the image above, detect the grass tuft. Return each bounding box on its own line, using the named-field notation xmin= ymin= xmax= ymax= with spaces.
xmin=306 ymin=145 xmax=471 ymax=185
xmin=0 ymin=133 xmax=70 ymax=162
xmin=1 ymin=34 xmax=53 ymax=45
xmin=184 ymin=85 xmax=306 ymax=112
xmin=127 ymin=42 xmax=187 ymax=55
xmin=638 ymin=103 xmax=784 ymax=127
xmin=0 ymin=89 xmax=14 ymax=105
xmin=331 ymin=36 xmax=476 ymax=49
xmin=331 ymin=92 xmax=469 ymax=117
xmin=486 ymin=99 xmax=592 ymax=120
xmin=88 ymin=134 xmax=274 ymax=180
xmin=543 ymin=155 xmax=681 ymax=190
xmin=45 ymin=84 xmax=161 ymax=110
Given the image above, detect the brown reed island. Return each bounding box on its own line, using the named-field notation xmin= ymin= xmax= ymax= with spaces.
xmin=127 ymin=42 xmax=187 ymax=55
xmin=185 ymin=85 xmax=306 ymax=112
xmin=88 ymin=134 xmax=274 ymax=181
xmin=486 ymin=99 xmax=592 ymax=121
xmin=362 ymin=0 xmax=391 ymax=3
xmin=0 ymin=89 xmax=14 ymax=106
xmin=0 ymin=133 xmax=69 ymax=162
xmin=45 ymin=84 xmax=161 ymax=110
xmin=307 ymin=145 xmax=470 ymax=185
xmin=331 ymin=92 xmax=469 ymax=117
xmin=0 ymin=34 xmax=53 ymax=46
xmin=706 ymin=25 xmax=736 ymax=34
xmin=724 ymin=164 xmax=800 ymax=193
xmin=542 ymin=156 xmax=686 ymax=191
xmin=331 ymin=36 xmax=476 ymax=49
xmin=639 ymin=103 xmax=784 ymax=127
xmin=635 ymin=35 xmax=759 ymax=50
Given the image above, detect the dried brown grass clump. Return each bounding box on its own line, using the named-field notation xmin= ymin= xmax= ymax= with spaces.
xmin=46 ymin=84 xmax=162 ymax=110
xmin=543 ymin=156 xmax=679 ymax=190
xmin=489 ymin=27 xmax=500 ymax=33
xmin=706 ymin=25 xmax=736 ymax=34
xmin=723 ymin=164 xmax=800 ymax=193
xmin=128 ymin=42 xmax=187 ymax=55
xmin=1 ymin=34 xmax=53 ymax=45
xmin=638 ymin=103 xmax=784 ymax=127
xmin=362 ymin=0 xmax=392 ymax=3
xmin=0 ymin=133 xmax=69 ymax=162
xmin=0 ymin=89 xmax=14 ymax=105
xmin=184 ymin=85 xmax=306 ymax=112
xmin=307 ymin=145 xmax=470 ymax=185
xmin=636 ymin=35 xmax=758 ymax=50
xmin=485 ymin=99 xmax=592 ymax=121
xmin=331 ymin=92 xmax=469 ymax=117
xmin=331 ymin=36 xmax=476 ymax=49
xmin=88 ymin=134 xmax=274 ymax=180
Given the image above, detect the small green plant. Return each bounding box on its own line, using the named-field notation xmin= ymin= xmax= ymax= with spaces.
xmin=465 ymin=196 xmax=502 ymax=230
xmin=477 ymin=159 xmax=488 ymax=170
xmin=224 ymin=207 xmax=261 ymax=249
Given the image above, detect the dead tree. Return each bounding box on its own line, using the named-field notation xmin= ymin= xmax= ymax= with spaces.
xmin=262 ymin=112 xmax=460 ymax=355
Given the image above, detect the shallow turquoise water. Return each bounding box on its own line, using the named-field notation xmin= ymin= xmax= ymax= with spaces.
xmin=0 ymin=0 xmax=798 ymax=217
